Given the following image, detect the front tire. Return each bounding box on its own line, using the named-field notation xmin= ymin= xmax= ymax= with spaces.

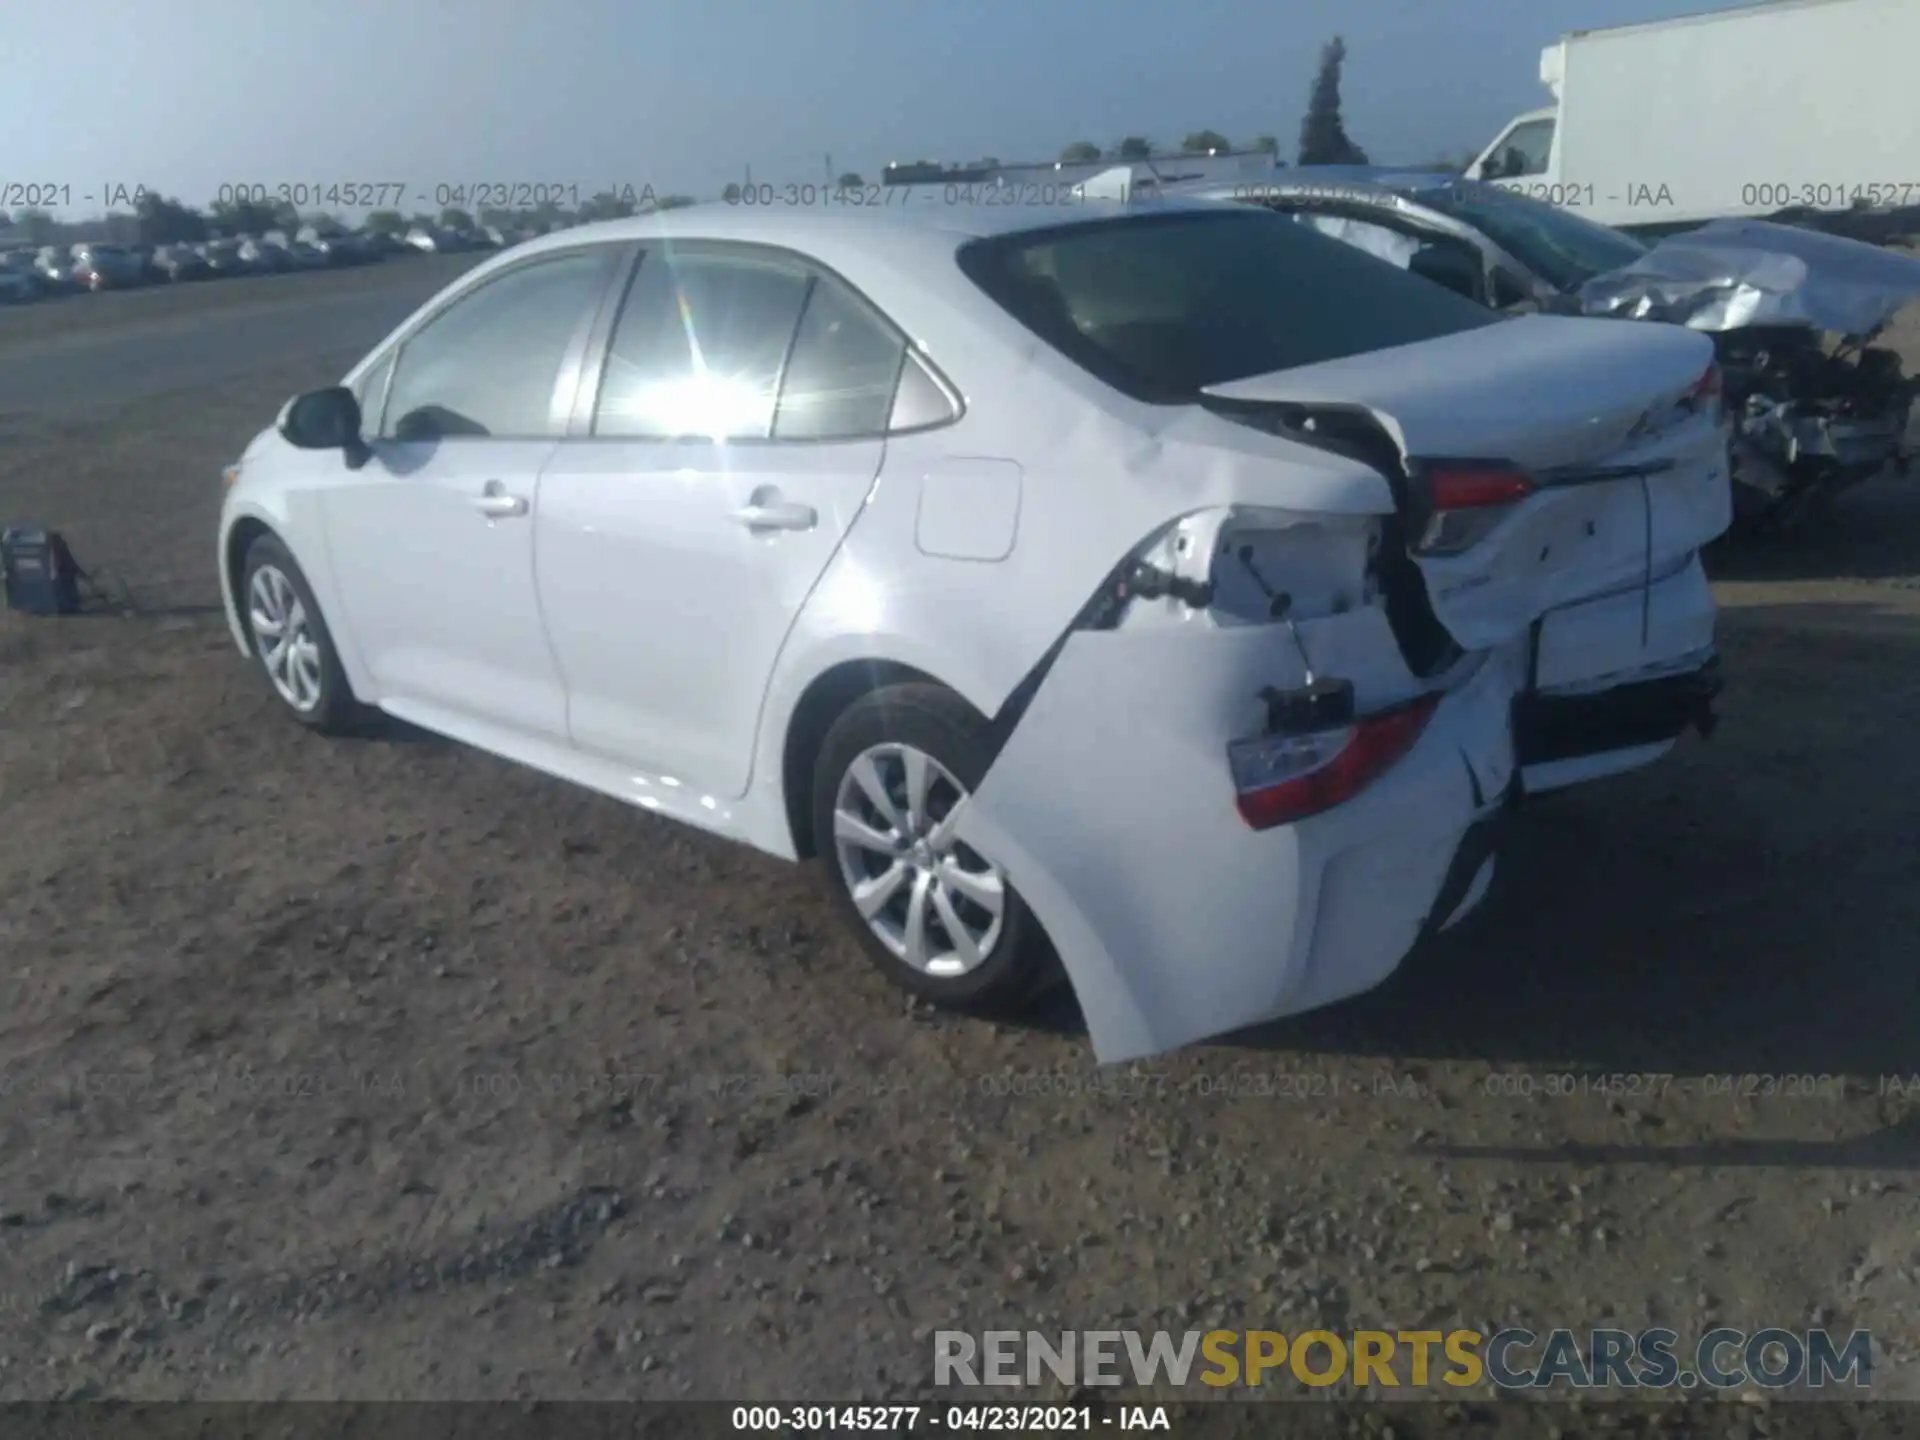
xmin=811 ymin=683 xmax=1057 ymax=1016
xmin=240 ymin=535 xmax=357 ymax=733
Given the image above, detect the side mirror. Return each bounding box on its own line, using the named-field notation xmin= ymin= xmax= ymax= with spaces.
xmin=278 ymin=386 xmax=371 ymax=467
xmin=1409 ymin=244 xmax=1487 ymax=305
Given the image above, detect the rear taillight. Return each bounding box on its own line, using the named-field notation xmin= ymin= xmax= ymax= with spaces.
xmin=1429 ymin=464 xmax=1535 ymax=511
xmin=1412 ymin=462 xmax=1536 ymax=556
xmin=1229 ymin=693 xmax=1440 ymax=830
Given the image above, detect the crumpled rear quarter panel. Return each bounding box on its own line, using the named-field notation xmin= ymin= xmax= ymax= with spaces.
xmin=956 ymin=617 xmax=1512 ymax=1062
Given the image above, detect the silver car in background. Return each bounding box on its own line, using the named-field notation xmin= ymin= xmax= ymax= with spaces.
xmin=1169 ymin=166 xmax=1920 ymax=531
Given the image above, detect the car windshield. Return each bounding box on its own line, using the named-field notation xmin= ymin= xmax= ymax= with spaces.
xmin=957 ymin=208 xmax=1499 ymax=404
xmin=1409 ymin=180 xmax=1647 ymax=292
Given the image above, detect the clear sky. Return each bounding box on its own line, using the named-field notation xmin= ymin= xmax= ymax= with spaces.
xmin=3 ymin=0 xmax=1763 ymax=216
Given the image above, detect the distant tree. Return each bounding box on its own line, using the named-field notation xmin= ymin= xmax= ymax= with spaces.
xmin=836 ymin=172 xmax=864 ymax=188
xmin=307 ymin=211 xmax=344 ymax=235
xmin=438 ymin=206 xmax=475 ymax=231
xmin=208 ymin=197 xmax=280 ymax=237
xmin=13 ymin=209 xmax=55 ymax=244
xmin=1060 ymin=140 xmax=1102 ymax=163
xmin=576 ymin=190 xmax=635 ymax=222
xmin=1182 ymin=130 xmax=1232 ymax=154
xmin=653 ymin=195 xmax=696 ymax=210
xmin=1115 ymin=136 xmax=1153 ymax=160
xmin=133 ymin=191 xmax=208 ymax=245
xmin=1252 ymin=134 xmax=1280 ymax=155
xmin=1298 ymin=36 xmax=1370 ymax=165
xmin=364 ymin=209 xmax=406 ymax=235
xmin=722 ymin=183 xmax=744 ymax=203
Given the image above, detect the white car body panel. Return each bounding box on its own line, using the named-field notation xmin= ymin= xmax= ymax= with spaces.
xmin=219 ymin=198 xmax=1729 ymax=1061
xmin=320 ymin=439 xmax=572 ymax=742
xmin=960 ymin=626 xmax=1522 ymax=1061
xmin=535 ymin=437 xmax=884 ymax=799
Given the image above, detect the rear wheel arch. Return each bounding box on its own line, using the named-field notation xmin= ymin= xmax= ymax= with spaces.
xmin=781 ymin=658 xmax=961 ymax=859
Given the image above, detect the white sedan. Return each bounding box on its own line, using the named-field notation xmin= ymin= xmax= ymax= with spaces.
xmin=217 ymin=196 xmax=1730 ymax=1062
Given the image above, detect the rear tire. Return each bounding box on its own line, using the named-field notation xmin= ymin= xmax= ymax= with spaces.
xmin=239 ymin=534 xmax=358 ymax=733
xmin=811 ymin=683 xmax=1058 ymax=1016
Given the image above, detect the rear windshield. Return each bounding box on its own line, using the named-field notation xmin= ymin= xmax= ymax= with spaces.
xmin=957 ymin=208 xmax=1499 ymax=403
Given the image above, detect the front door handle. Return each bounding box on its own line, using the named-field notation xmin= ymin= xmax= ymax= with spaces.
xmin=731 ymin=499 xmax=817 ymax=532
xmin=472 ymin=480 xmax=528 ymax=519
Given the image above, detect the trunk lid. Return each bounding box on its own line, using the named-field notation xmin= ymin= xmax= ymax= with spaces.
xmin=1201 ymin=315 xmax=1731 ymax=652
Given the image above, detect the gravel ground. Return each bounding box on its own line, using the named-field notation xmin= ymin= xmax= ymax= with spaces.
xmin=1 ymin=265 xmax=1917 ymax=1418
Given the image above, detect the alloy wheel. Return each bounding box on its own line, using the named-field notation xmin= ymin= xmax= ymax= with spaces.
xmin=247 ymin=563 xmax=324 ymax=713
xmin=831 ymin=742 xmax=1007 ymax=978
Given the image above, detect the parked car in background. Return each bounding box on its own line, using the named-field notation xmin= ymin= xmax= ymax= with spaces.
xmin=33 ymin=247 xmax=79 ymax=291
xmin=1168 ymin=167 xmax=1920 ymax=530
xmin=297 ymin=226 xmax=367 ymax=265
xmin=217 ymin=199 xmax=1729 ymax=1063
xmin=238 ymin=237 xmax=294 ymax=273
xmin=154 ymin=244 xmax=211 ymax=282
xmin=403 ymin=224 xmax=461 ymax=254
xmin=127 ymin=244 xmax=165 ymax=284
xmin=286 ymin=241 xmax=331 ymax=270
xmin=70 ymin=243 xmax=147 ymax=291
xmin=0 ymin=250 xmax=43 ymax=303
xmin=202 ymin=240 xmax=250 ymax=277
xmin=357 ymin=230 xmax=405 ymax=258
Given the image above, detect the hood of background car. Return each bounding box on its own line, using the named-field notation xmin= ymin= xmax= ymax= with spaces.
xmin=1576 ymin=219 xmax=1920 ymax=335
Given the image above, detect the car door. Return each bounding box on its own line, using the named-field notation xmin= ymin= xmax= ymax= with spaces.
xmin=318 ymin=244 xmax=622 ymax=742
xmin=535 ymin=243 xmax=907 ymax=799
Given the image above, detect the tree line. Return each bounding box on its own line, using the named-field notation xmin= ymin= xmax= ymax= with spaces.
xmin=1051 ymin=36 xmax=1378 ymax=169
xmin=881 ymin=37 xmax=1466 ymax=180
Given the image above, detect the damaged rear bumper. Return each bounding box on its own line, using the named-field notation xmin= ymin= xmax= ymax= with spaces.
xmin=1516 ymin=656 xmax=1722 ymax=769
xmin=955 ymin=611 xmax=1519 ymax=1064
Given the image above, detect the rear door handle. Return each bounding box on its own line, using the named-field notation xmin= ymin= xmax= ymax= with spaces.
xmin=472 ymin=480 xmax=528 ymax=519
xmin=731 ymin=500 xmax=817 ymax=532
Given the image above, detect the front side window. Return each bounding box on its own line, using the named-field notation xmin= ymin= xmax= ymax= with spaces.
xmin=381 ymin=249 xmax=613 ymax=441
xmin=1490 ymin=119 xmax=1555 ymax=179
xmin=959 ymin=209 xmax=1498 ymax=404
xmin=594 ymin=248 xmax=813 ymax=441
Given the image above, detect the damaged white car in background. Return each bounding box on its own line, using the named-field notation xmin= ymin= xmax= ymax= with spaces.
xmin=1166 ymin=167 xmax=1920 ymax=532
xmin=218 ymin=198 xmax=1729 ymax=1064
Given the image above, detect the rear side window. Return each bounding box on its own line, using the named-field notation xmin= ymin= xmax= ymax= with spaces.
xmin=595 ymin=249 xmax=813 ymax=441
xmin=958 ymin=209 xmax=1498 ymax=404
xmin=772 ymin=276 xmax=907 ymax=440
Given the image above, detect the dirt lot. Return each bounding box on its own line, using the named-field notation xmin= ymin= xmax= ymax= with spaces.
xmin=1 ymin=264 xmax=1918 ymax=1417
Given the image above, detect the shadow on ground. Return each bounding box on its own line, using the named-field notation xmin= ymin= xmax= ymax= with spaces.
xmin=1707 ymin=469 xmax=1920 ymax=584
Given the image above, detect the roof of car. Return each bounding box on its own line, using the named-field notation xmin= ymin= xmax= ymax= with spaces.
xmin=509 ymin=191 xmax=1238 ymax=256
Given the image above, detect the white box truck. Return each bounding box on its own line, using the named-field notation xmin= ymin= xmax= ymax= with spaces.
xmin=1465 ymin=0 xmax=1920 ymax=231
